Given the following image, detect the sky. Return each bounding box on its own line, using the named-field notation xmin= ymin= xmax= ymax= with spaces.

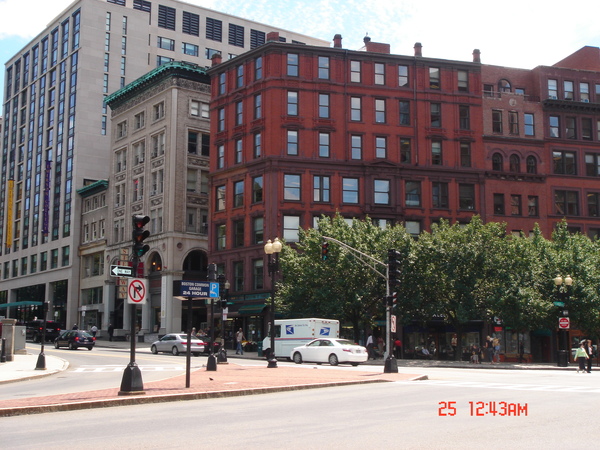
xmin=1 ymin=0 xmax=600 ymax=109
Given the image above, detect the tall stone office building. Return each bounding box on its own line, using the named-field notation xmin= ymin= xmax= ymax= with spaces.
xmin=0 ymin=0 xmax=328 ymax=329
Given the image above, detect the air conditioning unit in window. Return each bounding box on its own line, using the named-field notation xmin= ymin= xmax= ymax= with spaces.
xmin=549 ymin=95 xmax=557 ymax=100
xmin=583 ymin=99 xmax=590 ymax=103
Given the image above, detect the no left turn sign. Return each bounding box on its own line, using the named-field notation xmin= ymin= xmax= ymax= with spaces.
xmin=128 ymin=278 xmax=148 ymax=305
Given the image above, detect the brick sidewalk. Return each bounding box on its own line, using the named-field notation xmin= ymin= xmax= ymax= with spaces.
xmin=0 ymin=363 xmax=424 ymax=417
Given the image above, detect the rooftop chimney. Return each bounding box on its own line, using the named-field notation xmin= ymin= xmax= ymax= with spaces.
xmin=267 ymin=31 xmax=280 ymax=42
xmin=333 ymin=34 xmax=343 ymax=48
xmin=414 ymin=42 xmax=422 ymax=57
xmin=362 ymin=35 xmax=390 ymax=54
xmin=473 ymin=49 xmax=481 ymax=63
xmin=211 ymin=53 xmax=222 ymax=67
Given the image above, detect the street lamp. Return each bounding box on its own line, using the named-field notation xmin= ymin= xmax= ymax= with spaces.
xmin=554 ymin=274 xmax=573 ymax=367
xmin=264 ymin=237 xmax=282 ymax=368
xmin=35 ymin=301 xmax=49 ymax=370
xmin=217 ymin=275 xmax=230 ymax=364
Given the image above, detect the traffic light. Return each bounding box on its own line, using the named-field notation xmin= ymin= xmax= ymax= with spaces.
xmin=207 ymin=263 xmax=217 ymax=282
xmin=321 ymin=242 xmax=329 ymax=261
xmin=132 ymin=215 xmax=150 ymax=258
xmin=388 ymin=249 xmax=402 ymax=288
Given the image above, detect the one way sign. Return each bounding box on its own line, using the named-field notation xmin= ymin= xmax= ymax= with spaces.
xmin=127 ymin=278 xmax=148 ymax=304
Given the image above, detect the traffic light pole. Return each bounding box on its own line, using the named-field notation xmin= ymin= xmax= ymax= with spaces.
xmin=321 ymin=237 xmax=398 ymax=373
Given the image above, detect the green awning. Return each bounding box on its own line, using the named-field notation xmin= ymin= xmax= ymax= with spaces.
xmin=237 ymin=304 xmax=266 ymax=315
xmin=0 ymin=301 xmax=43 ymax=309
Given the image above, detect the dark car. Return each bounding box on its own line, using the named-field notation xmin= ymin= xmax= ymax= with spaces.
xmin=26 ymin=320 xmax=63 ymax=343
xmin=54 ymin=330 xmax=96 ymax=350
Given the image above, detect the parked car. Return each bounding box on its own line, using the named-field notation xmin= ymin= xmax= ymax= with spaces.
xmin=150 ymin=333 xmax=206 ymax=356
xmin=54 ymin=330 xmax=96 ymax=350
xmin=26 ymin=320 xmax=63 ymax=343
xmin=291 ymin=338 xmax=368 ymax=366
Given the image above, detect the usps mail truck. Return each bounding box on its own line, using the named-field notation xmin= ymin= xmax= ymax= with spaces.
xmin=262 ymin=318 xmax=340 ymax=360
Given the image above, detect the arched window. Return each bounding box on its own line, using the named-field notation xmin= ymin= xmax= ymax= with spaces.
xmin=150 ymin=253 xmax=162 ymax=272
xmin=492 ymin=153 xmax=503 ymax=171
xmin=509 ymin=154 xmax=520 ymax=173
xmin=498 ymin=79 xmax=511 ymax=92
xmin=526 ymin=155 xmax=537 ymax=174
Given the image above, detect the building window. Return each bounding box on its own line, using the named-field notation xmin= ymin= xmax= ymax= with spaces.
xmin=287 ymin=91 xmax=298 ymax=115
xmin=250 ymin=29 xmax=265 ymax=49
xmin=253 ymin=217 xmax=264 ymax=244
xmin=134 ymin=111 xmax=145 ymax=129
xmin=216 ymin=185 xmax=226 ymax=211
xmin=374 ymin=62 xmax=385 ymax=85
xmin=509 ymin=111 xmax=519 ymax=135
xmin=342 ymin=178 xmax=359 ymax=203
xmin=313 ymin=175 xmax=330 ymax=202
xmin=153 ymin=101 xmax=165 ymax=120
xmin=498 ymin=79 xmax=511 ymax=92
xmin=458 ymin=184 xmax=475 ymax=210
xmin=524 ymin=113 xmax=535 ymax=136
xmin=253 ymin=259 xmax=264 ymax=289
xmin=255 ymin=56 xmax=262 ymax=80
xmin=318 ymin=93 xmax=329 ymax=118
xmin=555 ymin=190 xmax=579 ymax=216
xmin=582 ymin=118 xmax=592 ymax=140
xmin=580 ymin=82 xmax=590 ymax=102
xmin=430 ymin=103 xmax=441 ymax=127
xmin=564 ymin=80 xmax=574 ymax=100
xmin=432 ymin=182 xmax=449 ymax=209
xmin=233 ymin=180 xmax=244 ymax=207
xmin=548 ymin=79 xmax=558 ymax=99
xmin=233 ymin=220 xmax=244 ymax=247
xmin=217 ymin=144 xmax=224 ymax=169
xmin=151 ymin=132 xmax=165 ymax=157
xmin=115 ymin=149 xmax=127 ymax=172
xmin=182 ymin=11 xmax=200 ymax=36
xmin=133 ymin=140 xmax=145 ymax=165
xmin=283 ymin=216 xmax=301 ymax=243
xmin=351 ymin=135 xmax=362 ymax=160
xmin=216 ymin=224 xmax=226 ymax=250
xmin=492 ymin=110 xmax=502 ymax=133
xmin=511 ymin=195 xmax=522 ymax=216
xmin=431 ymin=141 xmax=442 ymax=165
xmin=157 ymin=36 xmax=175 ymax=51
xmin=254 ymin=94 xmax=262 ymax=119
xmin=253 ymin=132 xmax=261 ymax=158
xmin=51 ymin=249 xmax=59 ymax=269
xmin=399 ymin=101 xmax=410 ymax=125
xmin=585 ymin=153 xmax=600 ymax=177
xmin=350 ymin=97 xmax=361 ymax=121
xmin=526 ymin=156 xmax=537 ymax=174
xmin=429 ymin=67 xmax=440 ymax=89
xmin=493 ymin=194 xmax=505 ymax=215
xmin=375 ymin=99 xmax=386 ymax=123
xmin=217 ymin=108 xmax=225 ymax=132
xmin=235 ymin=101 xmax=243 ymax=125
xmin=405 ymin=181 xmax=421 ymax=207
xmin=236 ymin=64 xmax=244 ymax=88
xmin=252 ymin=176 xmax=263 ymax=203
xmin=492 ymin=153 xmax=503 ymax=171
xmin=374 ymin=179 xmax=390 ymax=204
xmin=318 ymin=56 xmax=329 ymax=79
xmin=587 ymin=193 xmax=600 ymax=217
xmin=218 ymin=72 xmax=226 ymax=95
xmin=528 ymin=196 xmax=539 ymax=216
xmin=375 ymin=136 xmax=386 ymax=158
xmin=228 ymin=24 xmax=244 ymax=47
xmin=287 ymin=130 xmax=298 ymax=155
xmin=566 ymin=116 xmax=576 ymax=139
xmin=284 ymin=174 xmax=301 ymax=201
xmin=287 ymin=53 xmax=299 ymax=76
xmin=457 ymin=70 xmax=468 ymax=92
xmin=319 ymin=132 xmax=330 ymax=157
xmin=549 ymin=115 xmax=560 ymax=137
xmin=400 ymin=138 xmax=411 ymax=163
xmin=61 ymin=246 xmax=70 ymax=267
xmin=190 ymin=100 xmax=209 ymax=118
xmin=460 ymin=142 xmax=471 ymax=167
xmin=509 ymin=154 xmax=520 ymax=173
xmin=116 ymin=120 xmax=127 ymax=138
xmin=157 ymin=5 xmax=176 ymax=30
xmin=206 ymin=17 xmax=222 ymax=41
xmin=350 ymin=60 xmax=361 ymax=82
xmin=553 ymin=151 xmax=576 ymax=175
xmin=459 ymin=105 xmax=470 ymax=130
xmin=132 ymin=176 xmax=144 ymax=202
xmin=398 ymin=64 xmax=408 ymax=87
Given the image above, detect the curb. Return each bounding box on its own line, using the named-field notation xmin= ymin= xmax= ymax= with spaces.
xmin=0 ymin=357 xmax=70 ymax=385
xmin=0 ymin=377 xmax=406 ymax=418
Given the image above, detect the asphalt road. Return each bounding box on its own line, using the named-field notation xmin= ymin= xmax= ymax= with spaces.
xmin=2 ymin=364 xmax=598 ymax=449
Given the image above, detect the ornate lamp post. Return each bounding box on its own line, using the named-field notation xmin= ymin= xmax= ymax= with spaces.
xmin=554 ymin=274 xmax=573 ymax=367
xmin=217 ymin=275 xmax=230 ymax=364
xmin=264 ymin=237 xmax=282 ymax=368
xmin=35 ymin=301 xmax=49 ymax=370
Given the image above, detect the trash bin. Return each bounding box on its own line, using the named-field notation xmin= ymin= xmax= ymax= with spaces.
xmin=257 ymin=341 xmax=263 ymax=357
xmin=557 ymin=350 xmax=568 ymax=367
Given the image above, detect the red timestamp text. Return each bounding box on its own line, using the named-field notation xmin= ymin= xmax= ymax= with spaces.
xmin=438 ymin=401 xmax=528 ymax=416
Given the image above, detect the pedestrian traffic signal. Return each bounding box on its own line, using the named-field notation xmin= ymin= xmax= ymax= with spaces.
xmin=388 ymin=249 xmax=402 ymax=288
xmin=321 ymin=242 xmax=329 ymax=261
xmin=207 ymin=263 xmax=217 ymax=282
xmin=132 ymin=215 xmax=150 ymax=258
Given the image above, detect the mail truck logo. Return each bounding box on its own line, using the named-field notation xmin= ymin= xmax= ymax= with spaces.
xmin=286 ymin=325 xmax=294 ymax=335
xmin=320 ymin=327 xmax=330 ymax=336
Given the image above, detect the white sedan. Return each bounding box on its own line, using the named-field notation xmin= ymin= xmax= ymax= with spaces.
xmin=150 ymin=333 xmax=205 ymax=356
xmin=291 ymin=338 xmax=368 ymax=366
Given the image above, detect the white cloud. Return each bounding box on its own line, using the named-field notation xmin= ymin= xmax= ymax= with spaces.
xmin=0 ymin=0 xmax=73 ymax=39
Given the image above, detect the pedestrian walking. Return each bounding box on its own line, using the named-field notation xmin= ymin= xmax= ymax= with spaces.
xmin=235 ymin=328 xmax=245 ymax=355
xmin=108 ymin=323 xmax=114 ymax=341
xmin=574 ymin=342 xmax=589 ymax=373
xmin=585 ymin=339 xmax=594 ymax=373
xmin=91 ymin=325 xmax=98 ymax=337
xmin=366 ymin=333 xmax=375 ymax=360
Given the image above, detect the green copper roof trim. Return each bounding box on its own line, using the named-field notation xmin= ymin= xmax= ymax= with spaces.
xmin=105 ymin=61 xmax=209 ymax=107
xmin=77 ymin=179 xmax=108 ymax=196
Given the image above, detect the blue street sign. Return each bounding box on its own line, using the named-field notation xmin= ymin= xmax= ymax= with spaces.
xmin=180 ymin=281 xmax=219 ymax=298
